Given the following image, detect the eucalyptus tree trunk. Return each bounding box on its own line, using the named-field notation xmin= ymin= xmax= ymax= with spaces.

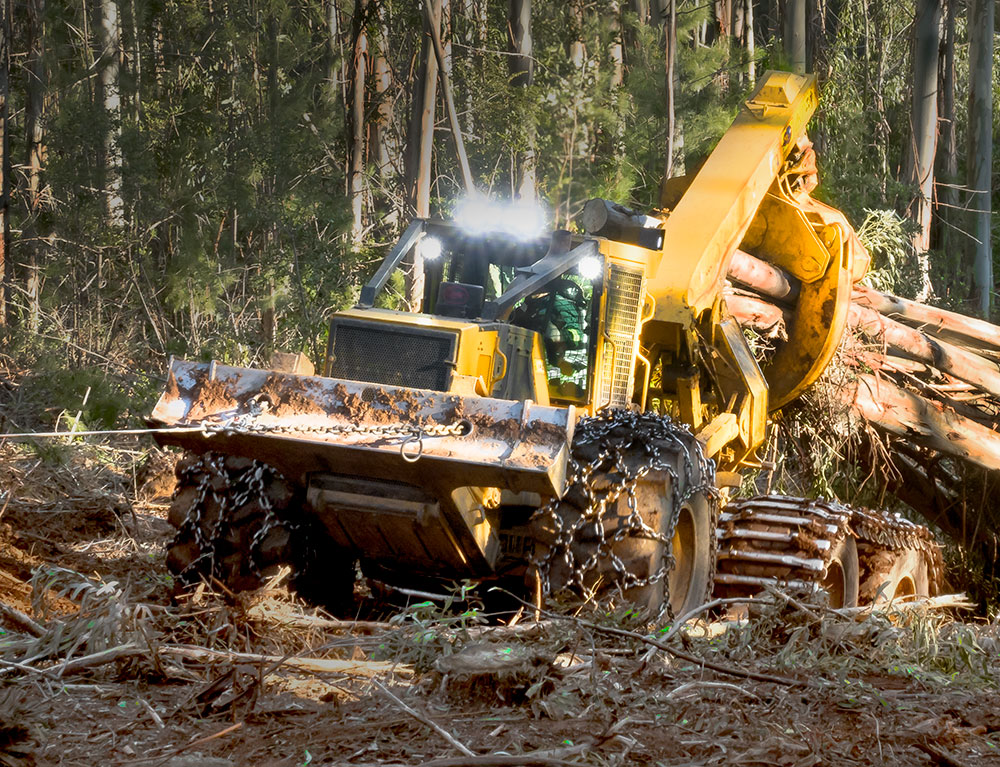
xmin=713 ymin=0 xmax=731 ymax=44
xmin=569 ymin=1 xmax=585 ymax=67
xmin=24 ymin=0 xmax=45 ymax=330
xmin=728 ymin=0 xmax=745 ymax=88
xmin=745 ymin=0 xmax=755 ymax=86
xmin=966 ymin=0 xmax=993 ymax=316
xmin=25 ymin=0 xmax=45 ymax=209
xmin=661 ymin=0 xmax=676 ymax=184
xmin=608 ymin=0 xmax=624 ymax=88
xmin=327 ymin=0 xmax=345 ymax=101
xmin=372 ymin=5 xmax=398 ymax=227
xmin=98 ymin=0 xmax=124 ymax=225
xmin=348 ymin=0 xmax=368 ymax=249
xmin=936 ymin=0 xmax=958 ymax=273
xmin=405 ymin=0 xmax=441 ymax=310
xmin=509 ymin=0 xmax=535 ymax=199
xmin=903 ymin=0 xmax=942 ymax=279
xmin=0 ymin=0 xmax=8 ymax=327
xmin=783 ymin=0 xmax=806 ymax=73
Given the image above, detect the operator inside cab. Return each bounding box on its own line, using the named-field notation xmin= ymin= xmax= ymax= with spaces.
xmin=510 ymin=274 xmax=594 ymax=401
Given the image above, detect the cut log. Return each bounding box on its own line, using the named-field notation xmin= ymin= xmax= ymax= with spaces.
xmin=853 ymin=284 xmax=1000 ymax=352
xmin=724 ymin=291 xmax=789 ymax=338
xmin=728 ymin=249 xmax=800 ymax=303
xmin=841 ymin=373 xmax=1000 ymax=473
xmin=847 ymin=302 xmax=1000 ymax=400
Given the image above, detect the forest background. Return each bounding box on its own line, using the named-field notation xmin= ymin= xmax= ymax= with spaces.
xmin=0 ymin=0 xmax=995 ymax=441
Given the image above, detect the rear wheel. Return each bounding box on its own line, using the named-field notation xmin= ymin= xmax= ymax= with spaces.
xmin=873 ymin=548 xmax=930 ymax=604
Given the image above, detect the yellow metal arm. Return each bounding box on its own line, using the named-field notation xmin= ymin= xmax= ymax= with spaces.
xmin=648 ymin=71 xmax=819 ymax=322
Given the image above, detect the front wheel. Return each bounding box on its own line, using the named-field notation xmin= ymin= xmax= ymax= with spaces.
xmin=531 ymin=411 xmax=718 ymax=620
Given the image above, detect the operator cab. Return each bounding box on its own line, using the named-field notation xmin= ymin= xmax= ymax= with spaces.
xmin=419 ymin=224 xmax=603 ymax=405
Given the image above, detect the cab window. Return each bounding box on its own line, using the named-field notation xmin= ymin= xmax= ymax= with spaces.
xmin=509 ymin=274 xmax=599 ymax=403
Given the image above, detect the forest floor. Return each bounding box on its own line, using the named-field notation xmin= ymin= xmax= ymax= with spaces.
xmin=1 ymin=440 xmax=1000 ymax=767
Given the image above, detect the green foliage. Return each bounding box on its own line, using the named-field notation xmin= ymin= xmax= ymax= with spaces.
xmin=856 ymin=208 xmax=923 ymax=297
xmin=4 ymin=0 xmax=996 ymax=372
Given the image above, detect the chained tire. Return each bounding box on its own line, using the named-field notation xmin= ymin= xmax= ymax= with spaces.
xmin=532 ymin=411 xmax=718 ymax=621
xmin=166 ymin=453 xmax=356 ymax=611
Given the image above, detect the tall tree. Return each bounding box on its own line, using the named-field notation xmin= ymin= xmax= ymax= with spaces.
xmin=783 ymin=0 xmax=807 ymax=73
xmin=24 ymin=0 xmax=45 ymax=330
xmin=25 ymin=0 xmax=45 ymax=210
xmin=97 ymin=0 xmax=124 ymax=225
xmin=327 ymin=0 xmax=345 ymax=100
xmin=405 ymin=0 xmax=441 ymax=309
xmin=348 ymin=0 xmax=369 ymax=248
xmin=661 ymin=0 xmax=676 ymax=182
xmin=609 ymin=1 xmax=624 ymax=88
xmin=509 ymin=0 xmax=535 ymax=199
xmin=966 ymin=0 xmax=993 ymax=316
xmin=935 ymin=0 xmax=958 ymax=265
xmin=371 ymin=5 xmax=397 ymax=226
xmin=902 ymin=0 xmax=942 ymax=301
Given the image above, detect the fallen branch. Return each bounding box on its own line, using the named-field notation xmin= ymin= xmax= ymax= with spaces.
xmin=0 ymin=644 xmax=142 ymax=678
xmin=372 ymin=679 xmax=476 ymax=758
xmin=833 ymin=593 xmax=974 ymax=618
xmin=0 ymin=603 xmax=45 ymax=637
xmin=160 ymin=644 xmax=414 ymax=677
xmin=914 ymin=740 xmax=977 ymax=767
xmin=245 ymin=602 xmax=393 ymax=634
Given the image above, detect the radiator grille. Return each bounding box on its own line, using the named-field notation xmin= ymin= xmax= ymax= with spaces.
xmin=329 ymin=322 xmax=455 ymax=391
xmin=599 ymin=264 xmax=645 ymax=409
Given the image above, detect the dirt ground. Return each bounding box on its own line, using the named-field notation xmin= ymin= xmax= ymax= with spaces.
xmin=1 ymin=441 xmax=1000 ymax=767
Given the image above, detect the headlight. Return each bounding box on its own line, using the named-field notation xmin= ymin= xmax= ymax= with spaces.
xmin=420 ymin=236 xmax=443 ymax=261
xmin=577 ymin=255 xmax=603 ymax=281
xmin=453 ymin=197 xmax=548 ymax=241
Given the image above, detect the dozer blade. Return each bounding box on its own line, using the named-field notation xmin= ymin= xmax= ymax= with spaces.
xmin=150 ymin=359 xmax=575 ymax=499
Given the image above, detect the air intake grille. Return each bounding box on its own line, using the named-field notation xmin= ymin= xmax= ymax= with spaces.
xmin=599 ymin=264 xmax=645 ymax=409
xmin=329 ymin=322 xmax=455 ymax=391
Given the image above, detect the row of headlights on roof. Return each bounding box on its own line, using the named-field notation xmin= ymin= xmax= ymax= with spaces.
xmin=418 ymin=196 xmax=603 ymax=282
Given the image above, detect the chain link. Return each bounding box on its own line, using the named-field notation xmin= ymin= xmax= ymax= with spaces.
xmin=173 ymin=455 xmax=307 ymax=584
xmin=197 ymin=397 xmax=472 ymax=462
xmin=528 ymin=409 xmax=719 ymax=621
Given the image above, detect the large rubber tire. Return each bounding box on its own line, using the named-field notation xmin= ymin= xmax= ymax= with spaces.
xmin=542 ymin=438 xmax=715 ymax=620
xmin=820 ymin=536 xmax=860 ymax=609
xmin=166 ymin=455 xmax=297 ymax=592
xmin=166 ymin=452 xmax=356 ymax=612
xmin=607 ymin=479 xmax=715 ymax=619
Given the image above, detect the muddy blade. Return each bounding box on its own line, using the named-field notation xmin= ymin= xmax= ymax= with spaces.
xmin=149 ymin=359 xmax=574 ymax=498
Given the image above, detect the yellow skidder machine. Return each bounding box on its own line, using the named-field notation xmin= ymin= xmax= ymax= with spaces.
xmin=151 ymin=71 xmax=940 ymax=617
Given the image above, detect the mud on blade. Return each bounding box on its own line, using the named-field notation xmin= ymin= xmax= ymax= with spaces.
xmin=150 ymin=359 xmax=575 ymax=499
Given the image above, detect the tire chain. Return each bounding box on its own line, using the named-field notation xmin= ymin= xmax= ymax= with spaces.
xmin=171 ymin=454 xmax=316 ymax=586
xmin=528 ymin=409 xmax=719 ymax=619
xmin=200 ymin=397 xmax=470 ymax=463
